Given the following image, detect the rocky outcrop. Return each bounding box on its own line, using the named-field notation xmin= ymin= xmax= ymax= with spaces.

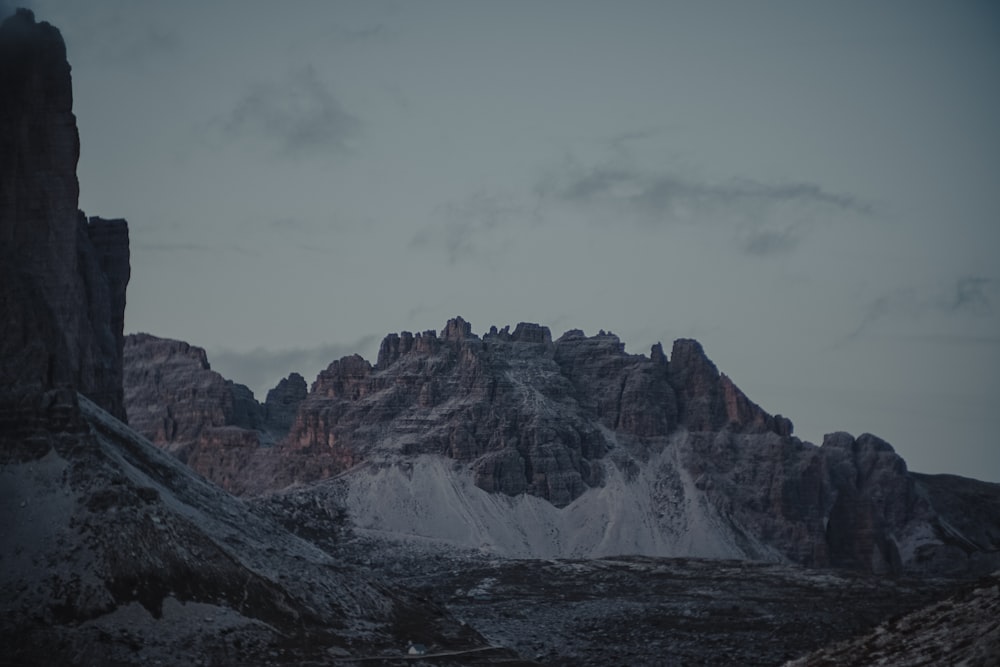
xmin=0 ymin=9 xmax=129 ymax=423
xmin=123 ymin=316 xmax=1000 ymax=575
xmin=280 ymin=318 xmax=794 ymax=506
xmin=554 ymin=330 xmax=677 ymax=437
xmin=284 ymin=317 xmax=611 ymax=506
xmin=263 ymin=371 xmax=307 ymax=434
xmin=669 ymin=338 xmax=792 ymax=436
xmin=909 ymin=472 xmax=1000 ymax=575
xmin=123 ymin=334 xmax=264 ymax=455
xmin=676 ymin=429 xmax=928 ymax=574
xmin=122 ymin=333 xmax=309 ymax=463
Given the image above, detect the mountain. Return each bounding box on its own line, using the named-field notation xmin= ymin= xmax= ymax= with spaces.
xmin=0 ymin=8 xmax=129 ymax=425
xmin=5 ymin=7 xmax=999 ymax=664
xmin=0 ymin=10 xmax=489 ymax=664
xmin=123 ymin=317 xmax=1000 ymax=577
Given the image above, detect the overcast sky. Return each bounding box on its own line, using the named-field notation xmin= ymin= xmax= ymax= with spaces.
xmin=14 ymin=1 xmax=1000 ymax=481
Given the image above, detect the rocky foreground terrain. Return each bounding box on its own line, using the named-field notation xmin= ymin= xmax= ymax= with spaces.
xmin=3 ymin=8 xmax=999 ymax=666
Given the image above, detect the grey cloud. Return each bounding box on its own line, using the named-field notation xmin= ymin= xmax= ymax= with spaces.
xmin=541 ymin=165 xmax=869 ymax=219
xmin=608 ymin=129 xmax=660 ymax=154
xmin=535 ymin=160 xmax=869 ymax=259
xmin=951 ymin=276 xmax=992 ymax=314
xmin=844 ymin=293 xmax=899 ymax=342
xmin=843 ymin=275 xmax=995 ymax=343
xmin=221 ymin=66 xmax=360 ymax=158
xmin=742 ymin=228 xmax=801 ymax=256
xmin=411 ymin=193 xmax=523 ymax=265
xmin=208 ymin=336 xmax=378 ymax=399
xmin=94 ymin=24 xmax=178 ymax=64
xmin=50 ymin=4 xmax=178 ymax=66
xmin=557 ymin=168 xmax=634 ymax=201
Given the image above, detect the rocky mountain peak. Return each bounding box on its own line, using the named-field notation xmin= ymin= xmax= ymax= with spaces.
xmin=128 ymin=318 xmax=804 ymax=506
xmin=122 ymin=316 xmax=1000 ymax=576
xmin=0 ymin=8 xmax=129 ymax=423
xmin=264 ymin=371 xmax=307 ymax=433
xmin=668 ymin=338 xmax=792 ymax=436
xmin=442 ymin=315 xmax=473 ymax=341
xmin=0 ymin=9 xmax=71 ymax=111
xmin=123 ymin=334 xmax=314 ymax=463
xmin=511 ymin=321 xmax=553 ymax=344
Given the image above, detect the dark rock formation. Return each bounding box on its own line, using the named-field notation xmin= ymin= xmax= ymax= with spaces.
xmin=123 ymin=315 xmax=1000 ymax=576
xmin=284 ymin=317 xmax=612 ymax=506
xmin=122 ymin=335 xmax=311 ymax=494
xmin=553 ymin=329 xmax=677 ymax=437
xmin=0 ymin=9 xmax=129 ymax=422
xmin=276 ymin=318 xmax=794 ymax=505
xmin=909 ymin=472 xmax=1000 ymax=576
xmin=669 ymin=338 xmax=792 ymax=436
xmin=263 ymin=371 xmax=307 ymax=434
xmin=677 ymin=429 xmax=919 ymax=574
xmin=123 ymin=333 xmax=265 ymax=458
xmin=820 ymin=431 xmax=914 ymax=573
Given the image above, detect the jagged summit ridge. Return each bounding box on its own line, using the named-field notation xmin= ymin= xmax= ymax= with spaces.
xmin=124 ymin=316 xmax=795 ymax=506
xmin=121 ymin=317 xmax=1000 ymax=575
xmin=279 ymin=316 xmax=794 ymax=505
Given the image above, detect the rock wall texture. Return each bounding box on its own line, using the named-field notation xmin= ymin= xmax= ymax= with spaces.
xmin=0 ymin=9 xmax=129 ymax=424
xmin=123 ymin=334 xmax=305 ymax=467
xmin=263 ymin=372 xmax=308 ymax=434
xmin=122 ymin=316 xmax=1000 ymax=575
xmin=277 ymin=317 xmax=794 ymax=505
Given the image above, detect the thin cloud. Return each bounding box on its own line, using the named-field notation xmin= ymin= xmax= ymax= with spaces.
xmin=534 ymin=157 xmax=870 ymax=259
xmin=951 ymin=276 xmax=992 ymax=314
xmin=538 ymin=165 xmax=869 ymax=220
xmin=608 ymin=128 xmax=661 ymax=155
xmin=40 ymin=3 xmax=179 ymax=66
xmin=842 ymin=275 xmax=995 ymax=343
xmin=742 ymin=228 xmax=801 ymax=256
xmin=411 ymin=193 xmax=523 ymax=265
xmin=208 ymin=336 xmax=378 ymax=399
xmin=100 ymin=24 xmax=178 ymax=64
xmin=220 ymin=66 xmax=360 ymax=158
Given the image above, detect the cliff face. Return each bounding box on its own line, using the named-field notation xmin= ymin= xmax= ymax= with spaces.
xmin=122 ymin=333 xmax=304 ymax=460
xmin=280 ymin=318 xmax=793 ymax=506
xmin=122 ymin=316 xmax=1000 ymax=577
xmin=0 ymin=9 xmax=130 ymax=424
